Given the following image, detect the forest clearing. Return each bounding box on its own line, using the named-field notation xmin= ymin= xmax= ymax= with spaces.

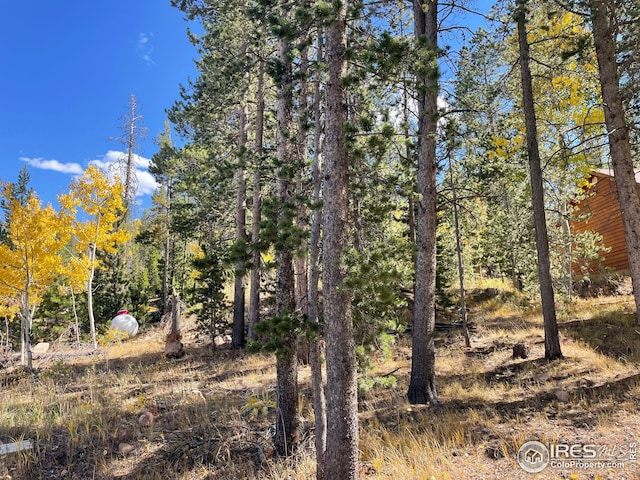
xmin=1 ymin=281 xmax=639 ymax=480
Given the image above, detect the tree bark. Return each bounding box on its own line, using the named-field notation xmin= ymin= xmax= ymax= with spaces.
xmin=408 ymin=0 xmax=439 ymax=405
xmin=71 ymin=288 xmax=80 ymax=343
xmin=515 ymin=0 xmax=563 ymax=360
xmin=295 ymin=43 xmax=310 ymax=317
xmin=248 ymin=59 xmax=265 ymax=342
xmin=322 ymin=2 xmax=358 ymax=478
xmin=162 ymin=182 xmax=172 ymax=314
xmin=232 ymin=103 xmax=248 ymax=349
xmin=295 ymin=43 xmax=311 ymax=365
xmin=22 ymin=269 xmax=33 ymax=367
xmin=404 ymin=83 xmax=417 ymax=246
xmin=117 ymin=94 xmax=145 ymax=219
xmin=308 ymin=28 xmax=327 ymax=480
xmin=274 ymin=32 xmax=299 ymax=457
xmin=590 ymin=0 xmax=640 ymax=325
xmin=448 ymin=156 xmax=470 ymax=348
xmin=87 ymin=243 xmax=98 ymax=350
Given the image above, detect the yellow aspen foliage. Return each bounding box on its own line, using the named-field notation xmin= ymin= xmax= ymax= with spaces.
xmin=490 ymin=6 xmax=604 ymax=176
xmin=58 ymin=165 xmax=130 ymax=257
xmin=0 ymin=191 xmax=70 ymax=300
xmin=0 ymin=298 xmax=19 ymax=321
xmin=58 ymin=165 xmax=129 ymax=349
xmin=0 ymin=187 xmax=70 ymax=365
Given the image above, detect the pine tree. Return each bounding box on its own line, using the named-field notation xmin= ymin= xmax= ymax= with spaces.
xmin=589 ymin=0 xmax=640 ymax=325
xmin=248 ymin=58 xmax=266 ymax=342
xmin=322 ymin=0 xmax=358 ymax=476
xmin=515 ymin=0 xmax=563 ymax=360
xmin=149 ymin=122 xmax=178 ymax=314
xmin=272 ymin=3 xmax=299 ymax=457
xmin=407 ymin=0 xmax=439 ymax=405
xmin=307 ymin=28 xmax=327 ymax=479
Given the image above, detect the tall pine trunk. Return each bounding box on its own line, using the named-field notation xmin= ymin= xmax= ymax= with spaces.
xmin=248 ymin=59 xmax=265 ymax=342
xmin=295 ymin=42 xmax=310 ymax=313
xmin=448 ymin=155 xmax=470 ymax=347
xmin=408 ymin=0 xmax=439 ymax=405
xmin=274 ymin=32 xmax=299 ymax=457
xmin=295 ymin=43 xmax=311 ymax=365
xmin=308 ymin=28 xmax=327 ymax=479
xmin=323 ymin=2 xmax=358 ymax=477
xmin=590 ymin=0 xmax=640 ymax=325
xmin=515 ymin=0 xmax=562 ymax=360
xmin=232 ymin=103 xmax=248 ymax=349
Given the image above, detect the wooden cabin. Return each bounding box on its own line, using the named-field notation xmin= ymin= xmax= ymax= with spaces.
xmin=571 ymin=168 xmax=640 ymax=273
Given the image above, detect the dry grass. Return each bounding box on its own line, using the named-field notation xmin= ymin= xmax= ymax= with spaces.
xmin=1 ymin=286 xmax=640 ymax=479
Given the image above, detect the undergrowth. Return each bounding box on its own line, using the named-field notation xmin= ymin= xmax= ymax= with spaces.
xmin=1 ymin=283 xmax=639 ymax=479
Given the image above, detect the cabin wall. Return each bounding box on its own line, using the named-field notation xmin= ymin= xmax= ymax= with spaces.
xmin=572 ymin=175 xmax=630 ymax=272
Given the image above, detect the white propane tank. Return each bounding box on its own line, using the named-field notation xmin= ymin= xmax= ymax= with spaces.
xmin=111 ymin=309 xmax=139 ymax=337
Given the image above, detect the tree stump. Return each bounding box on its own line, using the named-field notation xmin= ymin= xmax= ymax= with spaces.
xmin=512 ymin=343 xmax=528 ymax=359
xmin=164 ymin=288 xmax=184 ymax=358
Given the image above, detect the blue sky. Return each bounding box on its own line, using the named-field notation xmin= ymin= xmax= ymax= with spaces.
xmin=0 ymin=1 xmax=492 ymax=215
xmin=0 ymin=0 xmax=198 ymax=212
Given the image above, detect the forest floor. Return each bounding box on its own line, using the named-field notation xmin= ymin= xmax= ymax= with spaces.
xmin=1 ymin=283 xmax=639 ymax=480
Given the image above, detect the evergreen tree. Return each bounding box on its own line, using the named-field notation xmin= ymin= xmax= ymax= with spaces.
xmin=407 ymin=0 xmax=439 ymax=405
xmin=515 ymin=0 xmax=563 ymax=360
xmin=322 ymin=0 xmax=358 ymax=476
xmin=192 ymin=242 xmax=230 ymax=345
xmin=588 ymin=0 xmax=640 ymax=324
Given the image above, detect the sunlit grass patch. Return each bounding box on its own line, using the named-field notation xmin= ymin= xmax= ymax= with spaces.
xmin=1 ymin=289 xmax=639 ymax=479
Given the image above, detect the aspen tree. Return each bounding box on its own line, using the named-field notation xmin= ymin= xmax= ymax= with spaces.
xmin=0 ymin=184 xmax=69 ymax=366
xmin=59 ymin=166 xmax=129 ymax=349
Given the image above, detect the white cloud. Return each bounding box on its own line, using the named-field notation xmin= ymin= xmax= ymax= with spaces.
xmin=137 ymin=32 xmax=154 ymax=65
xmin=90 ymin=150 xmax=159 ymax=198
xmin=136 ymin=169 xmax=158 ymax=196
xmin=20 ymin=157 xmax=83 ymax=175
xmin=135 ymin=156 xmax=151 ymax=168
xmin=19 ymin=151 xmax=158 ymax=201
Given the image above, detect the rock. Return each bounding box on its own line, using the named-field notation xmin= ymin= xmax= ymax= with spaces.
xmin=112 ymin=429 xmax=133 ymax=442
xmin=616 ymin=277 xmax=633 ymax=295
xmin=138 ymin=410 xmax=154 ymax=427
xmin=118 ymin=443 xmax=135 ymax=455
xmin=32 ymin=342 xmax=50 ymax=356
xmin=214 ymin=335 xmax=225 ymax=348
xmin=223 ymin=334 xmax=232 ymax=343
xmin=190 ymin=389 xmax=206 ymax=402
xmin=485 ymin=443 xmax=505 ymax=459
xmin=512 ymin=343 xmax=528 ymax=359
xmin=554 ymin=390 xmax=570 ymax=402
xmin=146 ymin=404 xmax=159 ymax=415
